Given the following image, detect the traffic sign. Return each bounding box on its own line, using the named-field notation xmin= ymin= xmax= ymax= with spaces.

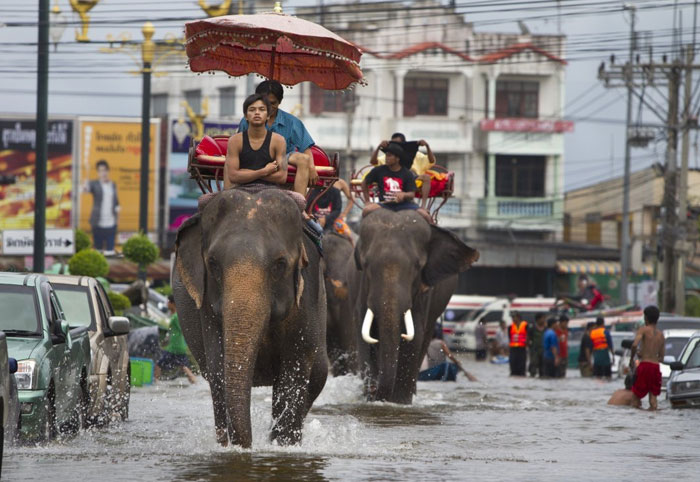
xmin=2 ymin=229 xmax=75 ymax=256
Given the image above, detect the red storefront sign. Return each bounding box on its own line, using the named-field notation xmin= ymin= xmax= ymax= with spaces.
xmin=480 ymin=118 xmax=574 ymax=133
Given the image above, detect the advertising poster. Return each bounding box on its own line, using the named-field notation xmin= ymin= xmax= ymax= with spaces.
xmin=168 ymin=119 xmax=237 ymax=232
xmin=0 ymin=119 xmax=73 ymax=230
xmin=78 ymin=119 xmax=159 ymax=248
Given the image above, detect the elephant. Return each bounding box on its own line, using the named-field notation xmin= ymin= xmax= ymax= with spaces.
xmin=173 ymin=188 xmax=328 ymax=448
xmin=322 ymin=231 xmax=357 ymax=376
xmin=348 ymin=208 xmax=478 ymax=404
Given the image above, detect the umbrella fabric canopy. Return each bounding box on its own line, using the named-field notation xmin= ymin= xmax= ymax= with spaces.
xmin=185 ymin=13 xmax=364 ymax=90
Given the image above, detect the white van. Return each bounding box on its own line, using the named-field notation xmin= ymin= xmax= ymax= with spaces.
xmin=442 ymin=296 xmax=556 ymax=351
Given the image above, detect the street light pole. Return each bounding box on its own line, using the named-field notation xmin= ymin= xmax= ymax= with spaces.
xmin=140 ymin=22 xmax=155 ymax=236
xmin=34 ymin=0 xmax=50 ymax=273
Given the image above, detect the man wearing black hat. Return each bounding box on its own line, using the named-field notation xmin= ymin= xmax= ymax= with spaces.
xmin=361 ymin=142 xmax=432 ymax=223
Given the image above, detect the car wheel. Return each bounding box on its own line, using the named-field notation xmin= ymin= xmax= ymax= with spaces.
xmin=43 ymin=385 xmax=57 ymax=442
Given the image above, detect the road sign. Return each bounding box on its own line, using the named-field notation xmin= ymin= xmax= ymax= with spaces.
xmin=2 ymin=229 xmax=75 ymax=256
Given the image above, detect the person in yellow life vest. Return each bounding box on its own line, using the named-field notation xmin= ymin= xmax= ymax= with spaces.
xmin=508 ymin=311 xmax=528 ymax=376
xmin=591 ymin=316 xmax=615 ymax=379
xmin=370 ymin=133 xmax=437 ymax=208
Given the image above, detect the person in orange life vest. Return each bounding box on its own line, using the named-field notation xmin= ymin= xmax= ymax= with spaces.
xmin=578 ymin=274 xmax=605 ymax=310
xmin=508 ymin=311 xmax=528 ymax=376
xmin=591 ymin=316 xmax=615 ymax=379
xmin=556 ymin=315 xmax=570 ymax=378
xmin=361 ymin=142 xmax=433 ymax=224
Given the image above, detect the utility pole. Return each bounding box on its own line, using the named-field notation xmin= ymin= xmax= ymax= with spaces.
xmin=34 ymin=0 xmax=49 ymax=273
xmin=619 ymin=4 xmax=636 ymax=304
xmin=662 ymin=63 xmax=681 ymax=313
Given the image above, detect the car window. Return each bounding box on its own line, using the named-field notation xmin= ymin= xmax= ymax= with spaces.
xmin=481 ymin=310 xmax=503 ymax=322
xmin=685 ymin=345 xmax=700 ymax=369
xmin=0 ymin=285 xmax=41 ymax=334
xmin=665 ymin=337 xmax=690 ymax=359
xmin=681 ymin=338 xmax=700 ymax=365
xmin=93 ymin=286 xmax=110 ymax=328
xmin=55 ymin=286 xmax=94 ymax=328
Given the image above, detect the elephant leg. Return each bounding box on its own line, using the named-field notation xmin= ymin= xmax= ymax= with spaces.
xmin=305 ymin=350 xmax=328 ymax=413
xmin=208 ymin=376 xmax=229 ymax=446
xmin=270 ymin=354 xmax=314 ymax=445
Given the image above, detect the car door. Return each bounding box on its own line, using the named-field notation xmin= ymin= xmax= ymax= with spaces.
xmin=47 ymin=289 xmax=75 ymax=423
xmin=94 ymin=284 xmax=128 ymax=392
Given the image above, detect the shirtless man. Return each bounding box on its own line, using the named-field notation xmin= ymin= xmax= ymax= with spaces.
xmin=629 ymin=305 xmax=665 ymax=410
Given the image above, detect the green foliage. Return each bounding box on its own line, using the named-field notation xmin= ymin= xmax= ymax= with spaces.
xmin=686 ymin=295 xmax=700 ymax=317
xmin=108 ymin=291 xmax=132 ymax=315
xmin=122 ymin=233 xmax=160 ymax=268
xmin=155 ymin=284 xmax=172 ymax=297
xmin=75 ymin=229 xmax=91 ymax=253
xmin=68 ymin=249 xmax=109 ymax=278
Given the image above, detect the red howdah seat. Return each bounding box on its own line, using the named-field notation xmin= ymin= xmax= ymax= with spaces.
xmin=189 ymin=135 xmax=339 ymax=198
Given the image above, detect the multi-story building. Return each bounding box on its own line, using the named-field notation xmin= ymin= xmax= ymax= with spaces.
xmin=153 ymin=0 xmax=570 ymax=296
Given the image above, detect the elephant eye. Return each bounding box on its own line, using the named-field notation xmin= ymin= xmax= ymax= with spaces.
xmin=271 ymin=257 xmax=288 ymax=279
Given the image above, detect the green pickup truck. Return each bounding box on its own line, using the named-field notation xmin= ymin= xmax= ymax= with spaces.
xmin=0 ymin=273 xmax=91 ymax=442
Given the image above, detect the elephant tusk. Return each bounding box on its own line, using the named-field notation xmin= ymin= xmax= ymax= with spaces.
xmin=401 ymin=310 xmax=415 ymax=341
xmin=361 ymin=308 xmax=378 ymax=344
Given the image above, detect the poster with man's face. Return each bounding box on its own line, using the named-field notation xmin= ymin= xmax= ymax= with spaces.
xmin=78 ymin=119 xmax=159 ymax=242
xmin=0 ymin=119 xmax=73 ymax=230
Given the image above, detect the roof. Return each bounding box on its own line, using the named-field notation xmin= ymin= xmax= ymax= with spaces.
xmin=44 ymin=274 xmax=92 ymax=287
xmin=0 ymin=272 xmax=43 ymax=287
xmin=479 ymin=42 xmax=567 ymax=64
xmin=556 ymin=259 xmax=653 ymax=276
xmin=386 ymin=42 xmax=473 ymax=61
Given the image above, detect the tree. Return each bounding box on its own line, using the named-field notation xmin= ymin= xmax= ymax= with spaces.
xmin=75 ymin=229 xmax=91 ymax=253
xmin=68 ymin=249 xmax=109 ymax=278
xmin=108 ymin=291 xmax=132 ymax=315
xmin=122 ymin=233 xmax=160 ymax=277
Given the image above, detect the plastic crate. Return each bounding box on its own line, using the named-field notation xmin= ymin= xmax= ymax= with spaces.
xmin=130 ymin=357 xmax=154 ymax=387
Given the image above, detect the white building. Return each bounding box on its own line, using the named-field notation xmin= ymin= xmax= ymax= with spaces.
xmin=153 ymin=0 xmax=571 ymax=296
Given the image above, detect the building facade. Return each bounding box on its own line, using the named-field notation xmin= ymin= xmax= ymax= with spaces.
xmin=152 ymin=0 xmax=570 ymax=296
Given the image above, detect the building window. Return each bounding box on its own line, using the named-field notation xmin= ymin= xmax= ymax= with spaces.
xmin=184 ymin=89 xmax=202 ymax=113
xmin=309 ymin=84 xmax=355 ymax=114
xmin=152 ymin=94 xmax=168 ymax=116
xmin=219 ymin=87 xmax=236 ymax=117
xmin=586 ymin=212 xmax=602 ymax=245
xmin=404 ymin=78 xmax=448 ymax=116
xmin=495 ymin=155 xmax=545 ymax=197
xmin=495 ymin=80 xmax=538 ymax=118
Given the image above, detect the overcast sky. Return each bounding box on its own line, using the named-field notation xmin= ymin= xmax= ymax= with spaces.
xmin=1 ymin=0 xmax=698 ymax=191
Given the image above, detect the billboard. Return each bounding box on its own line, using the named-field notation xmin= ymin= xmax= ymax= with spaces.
xmin=0 ymin=119 xmax=74 ymax=230
xmin=78 ymin=119 xmax=159 ymax=247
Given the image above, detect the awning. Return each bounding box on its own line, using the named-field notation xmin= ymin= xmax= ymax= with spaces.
xmin=556 ymin=259 xmax=653 ymax=276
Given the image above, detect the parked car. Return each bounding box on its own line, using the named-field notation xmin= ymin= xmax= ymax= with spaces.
xmin=0 ymin=273 xmax=91 ymax=441
xmin=47 ymin=275 xmax=131 ymax=425
xmin=443 ymin=295 xmax=555 ymax=351
xmin=0 ymin=331 xmax=20 ymax=468
xmin=668 ymin=333 xmax=700 ymax=408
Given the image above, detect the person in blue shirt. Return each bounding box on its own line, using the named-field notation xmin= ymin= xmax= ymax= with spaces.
xmin=542 ymin=317 xmax=560 ymax=378
xmin=238 ymin=80 xmax=318 ymax=196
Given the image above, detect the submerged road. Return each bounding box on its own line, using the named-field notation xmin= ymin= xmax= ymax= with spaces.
xmin=4 ymin=356 xmax=699 ymax=480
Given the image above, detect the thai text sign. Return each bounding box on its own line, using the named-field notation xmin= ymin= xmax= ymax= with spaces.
xmin=480 ymin=118 xmax=574 ymax=133
xmin=2 ymin=229 xmax=75 ymax=255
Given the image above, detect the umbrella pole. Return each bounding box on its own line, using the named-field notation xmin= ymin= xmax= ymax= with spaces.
xmin=269 ymin=45 xmax=276 ymax=80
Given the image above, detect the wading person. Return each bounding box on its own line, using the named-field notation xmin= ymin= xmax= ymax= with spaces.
xmin=578 ymin=322 xmax=595 ymax=377
xmin=361 ymin=143 xmax=433 ymax=224
xmin=83 ymin=159 xmax=120 ymax=255
xmin=509 ymin=312 xmax=528 ymax=376
xmin=591 ymin=316 xmax=615 ymax=379
xmin=237 ymin=80 xmax=318 ymax=196
xmin=629 ymin=305 xmax=665 ymax=410
xmin=542 ymin=318 xmax=560 ymax=378
xmin=155 ymin=295 xmax=196 ymax=384
xmin=418 ymin=327 xmax=459 ymax=381
xmin=370 ymin=133 xmax=436 ymax=208
xmin=528 ymin=313 xmax=546 ymax=378
xmin=556 ymin=315 xmax=570 ymax=378
xmin=475 ymin=320 xmax=487 ymax=361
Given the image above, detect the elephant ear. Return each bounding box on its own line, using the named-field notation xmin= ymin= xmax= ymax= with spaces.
xmin=175 ymin=213 xmax=205 ymax=309
xmin=295 ymin=242 xmax=309 ymax=307
xmin=422 ymin=225 xmax=479 ymax=287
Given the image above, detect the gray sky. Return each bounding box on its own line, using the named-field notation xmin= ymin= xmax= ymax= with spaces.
xmin=1 ymin=0 xmax=698 ymax=191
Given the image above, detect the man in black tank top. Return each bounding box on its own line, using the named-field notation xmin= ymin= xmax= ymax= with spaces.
xmin=225 ymin=94 xmax=287 ymax=189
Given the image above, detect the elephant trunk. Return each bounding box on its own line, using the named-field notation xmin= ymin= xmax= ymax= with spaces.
xmin=374 ymin=301 xmax=402 ymax=402
xmin=222 ymin=262 xmax=270 ymax=448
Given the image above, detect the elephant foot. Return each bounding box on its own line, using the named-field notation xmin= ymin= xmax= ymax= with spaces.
xmin=270 ymin=427 xmax=302 ymax=446
xmin=216 ymin=428 xmax=229 ymax=447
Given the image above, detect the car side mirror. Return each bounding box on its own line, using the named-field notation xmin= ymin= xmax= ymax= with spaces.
xmin=621 ymin=339 xmax=633 ymax=349
xmin=614 ymin=349 xmax=624 ymax=357
xmin=663 ymin=355 xmax=676 ymax=364
xmin=669 ymin=361 xmax=684 ymax=371
xmin=60 ymin=320 xmax=72 ymax=350
xmin=107 ymin=316 xmax=130 ymax=335
xmin=8 ymin=357 xmax=17 ymax=374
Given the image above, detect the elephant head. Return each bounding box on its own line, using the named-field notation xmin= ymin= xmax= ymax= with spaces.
xmin=174 ymin=189 xmax=312 ymax=447
xmin=353 ymin=209 xmax=478 ymax=403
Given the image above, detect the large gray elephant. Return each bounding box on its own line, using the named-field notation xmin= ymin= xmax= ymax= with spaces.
xmin=348 ymin=208 xmax=478 ymax=404
xmin=322 ymin=231 xmax=357 ymax=376
xmin=173 ymin=189 xmax=328 ymax=448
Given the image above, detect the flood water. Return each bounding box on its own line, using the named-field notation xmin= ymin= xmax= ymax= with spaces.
xmin=4 ymin=355 xmax=699 ymax=481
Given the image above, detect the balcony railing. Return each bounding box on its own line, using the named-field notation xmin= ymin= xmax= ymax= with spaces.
xmin=478 ymin=196 xmax=562 ymax=227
